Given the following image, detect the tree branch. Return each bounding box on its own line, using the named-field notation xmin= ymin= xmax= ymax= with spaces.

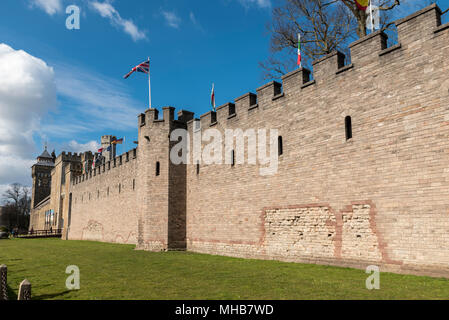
xmin=379 ymin=0 xmax=400 ymax=11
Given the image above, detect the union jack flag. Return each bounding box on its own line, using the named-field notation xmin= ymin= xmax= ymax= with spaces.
xmin=123 ymin=59 xmax=150 ymax=79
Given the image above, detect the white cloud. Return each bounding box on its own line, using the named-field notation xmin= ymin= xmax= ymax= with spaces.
xmin=238 ymin=0 xmax=271 ymax=9
xmin=45 ymin=62 xmax=143 ymax=138
xmin=189 ymin=12 xmax=197 ymax=25
xmin=90 ymin=1 xmax=146 ymax=41
xmin=189 ymin=11 xmax=204 ymax=32
xmin=162 ymin=10 xmax=181 ymax=29
xmin=0 ymin=157 xmax=35 ymax=186
xmin=0 ymin=43 xmax=57 ymax=193
xmin=0 ymin=184 xmax=10 ymax=203
xmin=29 ymin=0 xmax=63 ymax=15
xmin=64 ymin=140 xmax=100 ymax=153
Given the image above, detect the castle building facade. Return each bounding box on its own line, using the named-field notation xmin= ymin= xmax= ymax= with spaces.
xmin=30 ymin=4 xmax=449 ymax=277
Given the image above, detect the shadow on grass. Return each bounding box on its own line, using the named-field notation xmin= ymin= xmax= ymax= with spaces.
xmin=6 ymin=283 xmax=71 ymax=300
xmin=6 ymin=284 xmax=17 ymax=300
xmin=33 ymin=290 xmax=72 ymax=300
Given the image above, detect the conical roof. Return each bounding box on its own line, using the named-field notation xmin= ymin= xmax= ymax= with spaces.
xmin=35 ymin=147 xmax=54 ymax=167
xmin=38 ymin=147 xmax=53 ymax=160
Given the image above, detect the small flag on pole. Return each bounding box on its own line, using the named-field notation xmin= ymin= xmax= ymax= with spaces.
xmin=123 ymin=59 xmax=150 ymax=79
xmin=355 ymin=0 xmax=369 ymax=11
xmin=98 ymin=148 xmax=104 ymax=153
xmin=297 ymin=33 xmax=302 ymax=68
xmin=211 ymin=83 xmax=216 ymax=112
xmin=124 ymin=58 xmax=152 ymax=108
xmin=112 ymin=138 xmax=124 ymax=145
xmin=367 ymin=0 xmax=377 ymax=32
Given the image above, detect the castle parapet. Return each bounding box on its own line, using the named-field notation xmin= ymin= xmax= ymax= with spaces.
xmin=349 ymin=30 xmax=387 ymax=65
xmin=256 ymin=81 xmax=282 ymax=109
xmin=200 ymin=111 xmax=217 ymax=127
xmin=312 ymin=51 xmax=345 ymax=82
xmin=178 ymin=4 xmax=449 ymax=134
xmin=396 ymin=3 xmax=442 ymax=45
xmin=235 ymin=92 xmax=257 ymax=114
xmin=177 ymin=110 xmax=195 ymax=123
xmin=140 ymin=107 xmax=177 ymax=128
xmin=281 ymin=68 xmax=312 ymax=95
xmin=73 ymin=148 xmax=138 ymax=186
xmin=217 ymin=102 xmax=236 ymax=122
xmin=144 ymin=108 xmax=159 ymax=123
xmin=58 ymin=151 xmax=82 ymax=164
xmin=163 ymin=106 xmax=175 ymax=123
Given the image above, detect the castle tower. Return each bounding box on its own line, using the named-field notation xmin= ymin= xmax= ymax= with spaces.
xmin=101 ymin=135 xmax=117 ymax=162
xmin=31 ymin=147 xmax=55 ymax=208
xmin=136 ymin=107 xmax=193 ymax=251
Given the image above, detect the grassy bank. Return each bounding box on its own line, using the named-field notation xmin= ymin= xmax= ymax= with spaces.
xmin=0 ymin=238 xmax=448 ymax=300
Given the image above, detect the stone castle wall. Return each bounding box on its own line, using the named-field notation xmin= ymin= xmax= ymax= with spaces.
xmin=68 ymin=149 xmax=139 ymax=244
xmin=185 ymin=4 xmax=449 ymax=277
xmin=134 ymin=107 xmax=192 ymax=251
xmin=30 ymin=4 xmax=449 ymax=277
xmin=29 ymin=197 xmax=51 ymax=230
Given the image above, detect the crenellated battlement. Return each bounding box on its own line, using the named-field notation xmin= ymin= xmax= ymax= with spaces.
xmin=395 ymin=3 xmax=443 ymax=44
xmin=72 ymin=148 xmax=138 ymax=186
xmin=184 ymin=3 xmax=448 ymax=132
xmin=57 ymin=151 xmax=82 ymax=164
xmin=138 ymin=106 xmax=196 ymax=129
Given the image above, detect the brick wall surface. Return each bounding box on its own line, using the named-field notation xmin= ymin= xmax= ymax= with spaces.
xmin=68 ymin=153 xmax=139 ymax=244
xmin=185 ymin=4 xmax=449 ymax=277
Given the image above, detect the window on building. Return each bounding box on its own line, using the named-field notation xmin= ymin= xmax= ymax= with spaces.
xmin=278 ymin=136 xmax=283 ymax=156
xmin=119 ymin=183 xmax=121 ymax=193
xmin=156 ymin=162 xmax=160 ymax=176
xmin=196 ymin=162 xmax=200 ymax=175
xmin=231 ymin=150 xmax=235 ymax=166
xmin=133 ymin=179 xmax=135 ymax=190
xmin=345 ymin=116 xmax=352 ymax=140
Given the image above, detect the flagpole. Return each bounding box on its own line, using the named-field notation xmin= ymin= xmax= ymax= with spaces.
xmin=148 ymin=57 xmax=152 ymax=109
xmin=298 ymin=33 xmax=301 ymax=69
xmin=212 ymin=83 xmax=215 ymax=112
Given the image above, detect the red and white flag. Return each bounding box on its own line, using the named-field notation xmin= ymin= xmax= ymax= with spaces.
xmin=211 ymin=83 xmax=216 ymax=111
xmin=297 ymin=33 xmax=302 ymax=68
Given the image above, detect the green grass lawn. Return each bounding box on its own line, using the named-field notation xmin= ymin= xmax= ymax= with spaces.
xmin=0 ymin=238 xmax=448 ymax=300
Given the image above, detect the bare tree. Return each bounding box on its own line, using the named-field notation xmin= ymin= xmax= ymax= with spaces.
xmin=261 ymin=0 xmax=355 ymax=79
xmin=2 ymin=183 xmax=31 ymax=232
xmin=261 ymin=0 xmax=404 ymax=79
xmin=341 ymin=0 xmax=401 ymax=38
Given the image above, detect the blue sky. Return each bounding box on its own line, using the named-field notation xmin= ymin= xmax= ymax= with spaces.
xmin=0 ymin=0 xmax=447 ymax=196
xmin=0 ymin=0 xmax=272 ymax=144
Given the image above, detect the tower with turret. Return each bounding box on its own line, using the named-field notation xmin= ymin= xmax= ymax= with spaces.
xmin=101 ymin=135 xmax=117 ymax=162
xmin=31 ymin=147 xmax=55 ymax=208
